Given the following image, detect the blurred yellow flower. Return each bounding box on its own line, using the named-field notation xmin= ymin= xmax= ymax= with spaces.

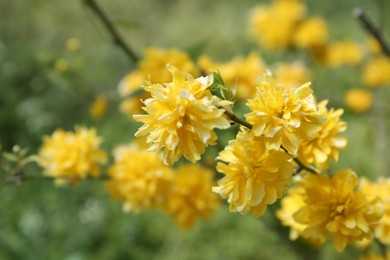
xmin=293 ymin=16 xmax=328 ymax=49
xmin=245 ymin=73 xmax=325 ymax=155
xmin=118 ymin=47 xmax=198 ymax=116
xmin=38 ymin=127 xmax=107 ymax=184
xmin=165 ymin=164 xmax=220 ymax=230
xmin=274 ymin=61 xmax=310 ymax=89
xmin=359 ymin=250 xmax=390 ymax=260
xmin=276 ymin=184 xmax=308 ymax=240
xmin=249 ymin=0 xmax=306 ymax=50
xmin=140 ymin=47 xmax=199 ymax=83
xmin=89 ymin=95 xmax=108 ymax=120
xmin=298 ymin=100 xmax=347 ymax=169
xmin=345 ymin=88 xmax=374 ymax=113
xmin=366 ymin=37 xmax=382 ymax=55
xmin=294 ymin=169 xmax=384 ymax=252
xmin=325 ymin=41 xmax=363 ymax=68
xmin=362 ymin=56 xmax=390 ymax=88
xmin=213 ymin=130 xmax=294 ymax=217
xmin=54 ymin=58 xmax=68 ymax=73
xmin=106 ymin=143 xmax=173 ymax=213
xmin=134 ymin=65 xmax=230 ymax=165
xmin=66 ymin=37 xmax=81 ymax=52
xmin=198 ymin=52 xmax=266 ymax=99
xmin=360 ymin=178 xmax=390 ymax=245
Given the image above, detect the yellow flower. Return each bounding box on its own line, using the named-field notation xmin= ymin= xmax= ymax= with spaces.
xmin=213 ymin=130 xmax=294 ymax=217
xmin=359 ymin=250 xmax=390 ymax=260
xmin=165 ymin=164 xmax=220 ymax=230
xmin=38 ymin=127 xmax=107 ymax=184
xmin=325 ymin=41 xmax=363 ymax=68
xmin=134 ymin=65 xmax=230 ymax=165
xmin=245 ymin=73 xmax=325 ymax=155
xmin=366 ymin=37 xmax=382 ymax=55
xmin=54 ymin=58 xmax=68 ymax=73
xmin=106 ymin=143 xmax=173 ymax=213
xmin=274 ymin=61 xmax=310 ymax=89
xmin=140 ymin=47 xmax=199 ymax=83
xmin=294 ymin=169 xmax=384 ymax=252
xmin=66 ymin=37 xmax=81 ymax=52
xmin=293 ymin=16 xmax=328 ymax=49
xmin=118 ymin=47 xmax=198 ymax=116
xmin=360 ymin=178 xmax=390 ymax=245
xmin=276 ymin=184 xmax=308 ymax=240
xmin=345 ymin=88 xmax=374 ymax=113
xmin=362 ymin=56 xmax=390 ymax=88
xmin=89 ymin=95 xmax=108 ymax=120
xmin=118 ymin=71 xmax=148 ymax=115
xmin=249 ymin=1 xmax=306 ymax=50
xmin=298 ymin=100 xmax=347 ymax=169
xmin=198 ymin=52 xmax=266 ymax=99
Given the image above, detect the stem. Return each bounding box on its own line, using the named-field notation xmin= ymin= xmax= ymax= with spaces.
xmin=353 ymin=8 xmax=390 ymax=57
xmin=281 ymin=146 xmax=320 ymax=174
xmin=220 ymin=106 xmax=253 ymax=130
xmin=83 ymin=0 xmax=139 ymax=63
xmin=220 ymin=106 xmax=319 ymax=174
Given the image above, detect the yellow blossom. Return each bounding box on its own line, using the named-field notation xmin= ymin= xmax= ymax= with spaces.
xmin=118 ymin=47 xmax=198 ymax=116
xmin=293 ymin=16 xmax=328 ymax=49
xmin=298 ymin=100 xmax=347 ymax=169
xmin=276 ymin=184 xmax=308 ymax=240
xmin=274 ymin=61 xmax=310 ymax=89
xmin=366 ymin=37 xmax=382 ymax=55
xmin=89 ymin=95 xmax=108 ymax=120
xmin=106 ymin=143 xmax=173 ymax=213
xmin=66 ymin=37 xmax=81 ymax=52
xmin=213 ymin=130 xmax=294 ymax=217
xmin=54 ymin=58 xmax=68 ymax=73
xmin=360 ymin=178 xmax=390 ymax=245
xmin=118 ymin=71 xmax=148 ymax=115
xmin=325 ymin=41 xmax=363 ymax=68
xmin=359 ymin=250 xmax=390 ymax=260
xmin=165 ymin=164 xmax=220 ymax=230
xmin=140 ymin=47 xmax=199 ymax=83
xmin=249 ymin=1 xmax=306 ymax=50
xmin=245 ymin=73 xmax=325 ymax=155
xmin=38 ymin=127 xmax=107 ymax=184
xmin=294 ymin=169 xmax=384 ymax=252
xmin=198 ymin=52 xmax=266 ymax=99
xmin=134 ymin=65 xmax=230 ymax=165
xmin=345 ymin=88 xmax=374 ymax=113
xmin=362 ymin=56 xmax=390 ymax=88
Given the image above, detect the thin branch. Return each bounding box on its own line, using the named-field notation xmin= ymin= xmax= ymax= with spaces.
xmin=219 ymin=106 xmax=253 ymax=130
xmin=83 ymin=0 xmax=139 ymax=63
xmin=353 ymin=8 xmax=390 ymax=57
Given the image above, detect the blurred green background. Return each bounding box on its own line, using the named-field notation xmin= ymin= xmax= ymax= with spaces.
xmin=1 ymin=0 xmax=389 ymax=259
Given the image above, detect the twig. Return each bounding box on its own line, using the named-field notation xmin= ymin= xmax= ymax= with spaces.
xmin=83 ymin=0 xmax=139 ymax=63
xmin=353 ymin=8 xmax=390 ymax=57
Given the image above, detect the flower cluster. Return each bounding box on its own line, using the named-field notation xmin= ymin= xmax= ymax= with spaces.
xmin=360 ymin=178 xmax=390 ymax=246
xmin=297 ymin=100 xmax=347 ymax=169
xmin=164 ymin=164 xmax=220 ymax=229
xmin=106 ymin=143 xmax=173 ymax=213
xmin=245 ymin=73 xmax=325 ymax=155
xmin=278 ymin=169 xmax=384 ymax=252
xmin=213 ymin=130 xmax=294 ymax=216
xmin=118 ymin=47 xmax=198 ymax=115
xmin=134 ymin=65 xmax=230 ymax=165
xmin=38 ymin=126 xmax=107 ymax=185
xmin=106 ymin=142 xmax=220 ymax=229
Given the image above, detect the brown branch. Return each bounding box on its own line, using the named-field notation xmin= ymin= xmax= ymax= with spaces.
xmin=83 ymin=0 xmax=139 ymax=63
xmin=353 ymin=8 xmax=390 ymax=57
